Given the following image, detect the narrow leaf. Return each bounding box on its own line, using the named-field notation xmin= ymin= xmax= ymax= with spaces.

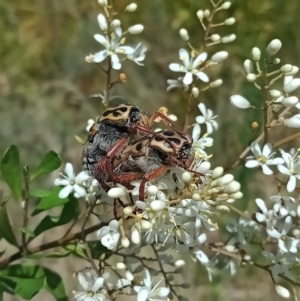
xmin=29 ymin=189 xmax=51 ymax=197
xmin=0 ymin=201 xmax=19 ymax=247
xmin=43 ymin=268 xmax=68 ymax=301
xmin=30 ymin=151 xmax=61 ymax=180
xmin=0 ymin=145 xmax=22 ymax=201
xmin=20 ymin=227 xmax=35 ymax=238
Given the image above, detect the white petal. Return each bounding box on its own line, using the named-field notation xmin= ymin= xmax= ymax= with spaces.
xmin=262 ymin=143 xmax=272 ymax=157
xmin=54 ymin=178 xmax=70 ymax=186
xmin=198 ymin=103 xmax=206 ymax=116
xmin=255 ymin=198 xmax=267 ymax=213
xmin=92 ymin=277 xmax=104 ymax=292
xmin=206 ymin=122 xmax=213 ymax=134
xmin=76 ymin=171 xmax=90 ymax=182
xmin=59 ymin=185 xmax=73 ymax=198
xmin=194 ymin=250 xmax=209 ymax=264
xmin=117 ymin=46 xmax=135 ymax=54
xmin=197 ymin=233 xmax=207 ymax=244
xmin=158 ymin=287 xmax=170 ymax=297
xmin=195 ymin=115 xmax=205 ymax=124
xmin=183 ymin=72 xmax=193 ymax=85
xmin=192 ymin=124 xmax=201 ymax=140
xmin=261 ymin=164 xmax=273 ymax=175
xmin=277 ymin=164 xmax=290 ymax=176
xmin=179 ymin=48 xmax=190 ymax=68
xmin=93 ymin=50 xmax=109 ymax=63
xmin=109 ymin=219 xmax=119 ymax=230
xmin=73 ymin=184 xmax=86 ymax=197
xmin=78 ymin=273 xmax=88 ymax=290
xmin=111 ymin=54 xmax=121 ymax=70
xmin=169 ymin=63 xmax=182 ymax=72
xmin=193 ymin=52 xmax=207 ymax=67
xmin=195 ymin=71 xmax=209 ymax=82
xmin=137 ymin=287 xmax=150 ymax=301
xmin=94 ymin=34 xmax=109 ymax=47
xmin=286 ymin=176 xmax=296 ymax=192
xmin=266 ymin=226 xmax=281 ymax=239
xmin=65 ymin=163 xmax=75 ymax=180
xmin=250 ymin=142 xmax=261 ymax=156
xmin=143 ymin=269 xmax=152 ymax=288
xmin=267 ymin=158 xmax=284 ymax=165
xmin=256 ymin=212 xmax=266 ymax=223
xmin=245 ymin=160 xmax=260 ymax=168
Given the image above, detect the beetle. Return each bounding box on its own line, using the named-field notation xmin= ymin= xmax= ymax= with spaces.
xmin=82 ymin=104 xmax=174 ymax=190
xmin=109 ymin=129 xmax=196 ymax=200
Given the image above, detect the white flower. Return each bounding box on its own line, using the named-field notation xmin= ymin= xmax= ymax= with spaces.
xmin=270 ymin=195 xmax=297 ymax=217
xmin=267 ymin=216 xmax=299 ymax=253
xmin=277 ymin=148 xmax=300 ymax=192
xmin=134 ymin=269 xmax=170 ymax=301
xmin=245 ymin=142 xmax=284 ymax=175
xmin=74 ymin=273 xmax=107 ymax=301
xmin=192 ymin=124 xmax=213 ymax=157
xmin=97 ymin=220 xmax=120 ymax=250
xmin=93 ymin=27 xmax=135 ymax=70
xmin=166 ymin=77 xmax=189 ymax=92
xmin=195 ymin=103 xmax=218 ymax=134
xmin=169 ymin=49 xmax=209 ymax=85
xmin=283 ymin=77 xmax=300 ymax=93
xmin=54 ymin=163 xmax=90 ymax=198
xmin=126 ymin=43 xmax=147 ymax=66
xmin=255 ymin=198 xmax=278 ymax=225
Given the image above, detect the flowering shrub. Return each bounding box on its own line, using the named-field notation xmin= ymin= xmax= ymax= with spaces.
xmin=0 ymin=1 xmax=299 ymax=301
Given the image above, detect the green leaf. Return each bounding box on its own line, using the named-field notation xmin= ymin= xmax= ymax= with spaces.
xmin=20 ymin=227 xmax=35 ymax=238
xmin=0 ymin=265 xmax=45 ymax=300
xmin=29 ymin=189 xmax=51 ymax=197
xmin=29 ymin=195 xmax=78 ymax=241
xmin=0 ymin=264 xmax=67 ymax=301
xmin=65 ymin=243 xmax=88 ymax=259
xmin=32 ymin=187 xmax=69 ymax=215
xmin=86 ymin=240 xmax=111 ymax=259
xmin=0 ymin=201 xmax=19 ymax=247
xmin=30 ymin=151 xmax=61 ymax=180
xmin=0 ymin=145 xmax=22 ymax=201
xmin=43 ymin=268 xmax=68 ymax=301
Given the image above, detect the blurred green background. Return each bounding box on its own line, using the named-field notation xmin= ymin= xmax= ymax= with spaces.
xmin=0 ymin=0 xmax=299 ymax=300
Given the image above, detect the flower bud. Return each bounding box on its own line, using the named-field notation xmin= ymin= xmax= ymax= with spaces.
xmin=97 ymin=14 xmax=108 ymax=31
xmin=283 ymin=114 xmax=300 ymax=128
xmin=192 ymin=87 xmax=199 ymax=98
xmin=211 ymin=34 xmax=221 ymax=42
xmin=98 ymin=0 xmax=107 ymax=6
xmin=297 ymin=204 xmax=300 ymax=218
xmin=182 ymin=171 xmax=192 ymax=183
xmin=150 ymin=200 xmax=167 ymax=211
xmin=246 ymin=73 xmax=256 ymax=82
xmin=204 ymin=9 xmax=210 ymax=18
xmin=252 ymin=47 xmax=261 ymax=61
xmin=123 ymin=206 xmax=133 ymax=215
xmin=243 ymin=59 xmax=253 ymax=74
xmin=230 ymin=191 xmax=243 ymax=199
xmin=179 ymin=28 xmax=189 ymax=41
xmin=146 ymin=185 xmax=159 ymax=196
xmin=224 ymin=181 xmax=241 ymax=193
xmin=111 ymin=19 xmax=121 ymax=28
xmin=280 ymin=64 xmax=293 ymax=74
xmin=266 ymin=39 xmax=282 ymax=55
xmin=221 ymin=34 xmax=236 ymax=43
xmin=284 ymin=66 xmax=299 ymax=76
xmin=125 ymin=3 xmax=137 ymax=12
xmin=216 ymin=205 xmax=230 ymax=213
xmin=212 ymin=166 xmax=224 ymax=179
xmin=273 ymin=58 xmax=280 ymax=64
xmin=218 ymin=174 xmax=234 ymax=186
xmin=124 ymin=271 xmax=134 ymax=281
xmin=115 ymin=262 xmax=126 ymax=270
xmin=210 ymin=79 xmax=223 ymax=88
xmin=141 ymin=220 xmax=151 ymax=230
xmin=192 ymin=193 xmax=201 ymax=201
xmin=283 ymin=78 xmax=300 ymax=93
xmin=282 ymin=96 xmax=298 ymax=107
xmin=131 ymin=227 xmax=141 ymax=244
xmin=275 ymin=285 xmax=290 ymax=299
xmin=269 ymin=89 xmax=281 ymax=98
xmin=175 ymin=259 xmax=186 ymax=267
xmin=196 ymin=10 xmax=204 ymax=21
xmin=224 ymin=17 xmax=235 ymax=25
xmin=224 ymin=245 xmax=236 ymax=252
xmin=221 ymin=1 xmax=231 ymax=9
xmin=211 ymin=51 xmax=228 ymax=63
xmin=128 ymin=24 xmax=144 ymax=34
xmin=251 ymin=121 xmax=259 ymax=132
xmin=121 ymin=237 xmax=130 ymax=248
xmin=108 ymin=187 xmax=125 ymax=198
